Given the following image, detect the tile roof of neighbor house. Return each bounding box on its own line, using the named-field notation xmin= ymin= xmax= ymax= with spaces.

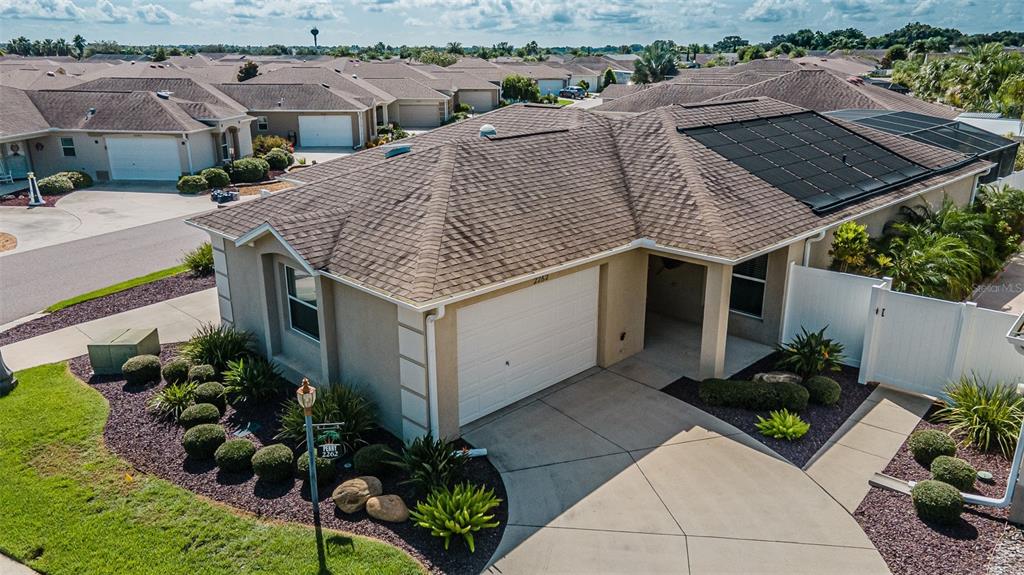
xmin=26 ymin=89 xmax=210 ymax=132
xmin=215 ymin=83 xmax=367 ymax=111
xmin=363 ymin=77 xmax=449 ymax=100
xmin=0 ymin=86 xmax=50 ymax=137
xmin=190 ymin=98 xmax=987 ymax=307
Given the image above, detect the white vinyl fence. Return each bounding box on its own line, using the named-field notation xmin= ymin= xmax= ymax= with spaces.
xmin=996 ymin=170 xmax=1024 ymax=190
xmin=782 ymin=262 xmax=1024 ymax=397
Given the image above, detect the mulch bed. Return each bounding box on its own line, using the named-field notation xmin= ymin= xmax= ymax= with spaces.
xmin=661 ymin=352 xmax=876 ymax=468
xmin=69 ymin=347 xmax=507 ymax=575
xmin=0 ymin=273 xmax=215 ymax=347
xmin=0 ymin=190 xmax=64 ymax=207
xmin=854 ymin=413 xmax=1013 ymax=575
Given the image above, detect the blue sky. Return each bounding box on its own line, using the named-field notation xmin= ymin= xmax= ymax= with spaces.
xmin=1 ymin=0 xmax=1021 ymax=47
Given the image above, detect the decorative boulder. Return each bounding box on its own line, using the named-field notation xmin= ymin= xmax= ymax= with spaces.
xmin=366 ymin=494 xmax=409 ymax=523
xmin=332 ymin=476 xmax=382 ymax=513
xmin=753 ymin=372 xmax=802 ymax=385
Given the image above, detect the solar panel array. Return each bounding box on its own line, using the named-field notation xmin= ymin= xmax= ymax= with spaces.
xmin=682 ymin=111 xmax=931 ymax=213
xmin=826 ymin=109 xmax=1019 ymax=181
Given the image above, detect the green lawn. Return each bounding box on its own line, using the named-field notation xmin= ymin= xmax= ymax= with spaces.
xmin=557 ymin=98 xmax=575 ymax=106
xmin=0 ymin=363 xmax=424 ymax=575
xmin=44 ymin=265 xmax=189 ymax=312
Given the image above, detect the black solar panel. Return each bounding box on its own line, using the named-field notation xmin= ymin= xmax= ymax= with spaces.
xmin=682 ymin=111 xmax=934 ymax=213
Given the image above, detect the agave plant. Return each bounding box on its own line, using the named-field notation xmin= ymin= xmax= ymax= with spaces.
xmin=755 ymin=409 xmax=810 ymax=441
xmin=147 ymin=382 xmax=197 ymax=421
xmin=933 ymin=374 xmax=1024 ymax=458
xmin=180 ymin=323 xmax=254 ymax=372
xmin=388 ymin=435 xmax=468 ymax=494
xmin=776 ymin=326 xmax=844 ymax=380
xmin=409 ymin=482 xmax=502 ymax=553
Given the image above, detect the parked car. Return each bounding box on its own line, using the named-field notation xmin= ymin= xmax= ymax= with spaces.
xmin=559 ymin=87 xmax=586 ymax=100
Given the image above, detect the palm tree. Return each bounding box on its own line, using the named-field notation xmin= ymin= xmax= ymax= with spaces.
xmin=446 ymin=42 xmax=464 ymax=55
xmin=632 ymin=41 xmax=678 ymax=84
xmin=72 ymin=35 xmax=86 ymax=59
xmin=55 ymin=38 xmax=68 ymax=56
xmin=882 ymin=231 xmax=981 ymax=300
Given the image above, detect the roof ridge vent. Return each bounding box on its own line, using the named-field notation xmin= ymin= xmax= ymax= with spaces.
xmin=382 ymin=143 xmax=412 ymax=158
xmin=479 ymin=124 xmax=496 ymax=138
xmin=320 ymin=83 xmax=330 ymax=88
xmin=156 ymin=90 xmax=172 ymax=99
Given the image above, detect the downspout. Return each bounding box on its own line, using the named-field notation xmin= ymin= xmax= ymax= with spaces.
xmin=802 ymin=230 xmax=827 ymax=266
xmin=425 ymin=305 xmax=446 ymax=439
xmin=184 ymin=134 xmax=194 ymax=175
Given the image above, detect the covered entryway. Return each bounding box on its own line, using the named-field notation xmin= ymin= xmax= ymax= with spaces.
xmin=106 ymin=136 xmax=181 ymax=181
xmin=398 ymin=104 xmax=441 ymax=128
xmin=297 ymin=115 xmax=353 ymax=148
xmin=457 ymin=266 xmax=599 ymax=425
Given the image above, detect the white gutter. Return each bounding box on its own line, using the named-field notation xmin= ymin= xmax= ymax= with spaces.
xmin=802 ymin=230 xmax=827 ymax=266
xmin=425 ymin=305 xmax=446 ymax=438
xmin=184 ymin=134 xmax=194 ymax=175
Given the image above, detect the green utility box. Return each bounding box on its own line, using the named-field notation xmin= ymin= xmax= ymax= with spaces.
xmin=87 ymin=328 xmax=160 ymax=375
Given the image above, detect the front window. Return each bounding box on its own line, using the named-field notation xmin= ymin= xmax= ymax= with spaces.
xmin=220 ymin=132 xmax=231 ymax=161
xmin=285 ymin=266 xmax=319 ymax=340
xmin=730 ymin=254 xmax=768 ymax=318
xmin=60 ymin=137 xmax=76 ymax=157
xmin=256 ymin=116 xmax=269 ymax=131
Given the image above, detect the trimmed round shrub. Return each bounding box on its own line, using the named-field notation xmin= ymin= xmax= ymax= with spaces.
xmin=61 ymin=170 xmax=93 ymax=189
xmin=37 ymin=174 xmax=74 ymax=195
xmin=176 ymin=175 xmax=208 ymax=195
xmin=161 ymin=357 xmax=192 ymax=385
xmin=227 ymin=157 xmax=270 ymax=183
xmin=911 ymin=479 xmax=964 ymax=524
xmin=775 ymin=381 xmax=809 ymax=412
xmin=215 ymin=438 xmax=256 ymax=472
xmin=251 ymin=444 xmax=294 ymax=482
xmin=353 ymin=443 xmax=392 ymax=476
xmin=295 ymin=451 xmax=338 ymax=484
xmin=908 ymin=429 xmax=957 ymax=466
xmin=182 ymin=424 xmax=226 ymax=459
xmin=931 ymin=456 xmax=977 ymax=492
xmin=698 ymin=378 xmax=808 ymax=412
xmin=188 ymin=364 xmax=217 ymax=384
xmin=802 ymin=376 xmax=842 ymax=407
xmin=199 ymin=167 xmax=230 ymax=188
xmin=263 ymin=148 xmax=293 ymax=170
xmin=194 ymin=381 xmax=226 ymax=413
xmin=122 ymin=354 xmax=161 ymax=386
xmin=179 ymin=403 xmax=221 ymax=429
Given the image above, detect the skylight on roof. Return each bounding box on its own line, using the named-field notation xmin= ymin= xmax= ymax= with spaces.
xmin=682 ymin=111 xmax=932 ymax=213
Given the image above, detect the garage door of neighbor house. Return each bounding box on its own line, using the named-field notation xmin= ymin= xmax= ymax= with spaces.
xmin=538 ymin=80 xmax=564 ymax=96
xmin=298 ymin=115 xmax=353 ymax=147
xmin=106 ymin=136 xmax=181 ymax=181
xmin=459 ymin=90 xmax=494 ymax=112
xmin=457 ymin=267 xmax=599 ymax=425
xmin=400 ymin=104 xmax=440 ymax=128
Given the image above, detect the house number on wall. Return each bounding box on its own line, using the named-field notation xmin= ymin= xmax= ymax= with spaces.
xmin=533 ymin=275 xmax=549 ymax=285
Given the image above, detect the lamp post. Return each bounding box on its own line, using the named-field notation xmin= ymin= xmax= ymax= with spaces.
xmin=296 ymin=378 xmax=327 ymax=569
xmin=0 ymin=349 xmax=17 ymax=396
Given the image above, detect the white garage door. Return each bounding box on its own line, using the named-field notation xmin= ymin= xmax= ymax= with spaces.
xmin=400 ymin=104 xmax=440 ymax=128
xmin=458 ymin=90 xmax=495 ymax=112
xmin=538 ymin=80 xmax=565 ymax=96
xmin=457 ymin=267 xmax=599 ymax=425
xmin=106 ymin=137 xmax=181 ymax=181
xmin=298 ymin=115 xmax=353 ymax=147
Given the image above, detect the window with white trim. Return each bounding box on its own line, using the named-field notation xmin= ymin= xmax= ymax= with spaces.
xmin=730 ymin=254 xmax=768 ymax=318
xmin=220 ymin=132 xmax=231 ymax=161
xmin=60 ymin=137 xmax=76 ymax=157
xmin=285 ymin=266 xmax=319 ymax=340
xmin=256 ymin=116 xmax=269 ymax=131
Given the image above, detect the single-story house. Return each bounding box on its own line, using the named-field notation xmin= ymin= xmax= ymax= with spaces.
xmin=363 ymin=78 xmax=451 ymax=129
xmin=0 ymin=84 xmax=254 ymax=182
xmin=187 ymin=98 xmax=991 ymax=443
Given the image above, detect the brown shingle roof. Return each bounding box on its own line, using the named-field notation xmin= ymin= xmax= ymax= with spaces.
xmin=73 ymin=76 xmax=245 ymax=113
xmin=364 ymin=78 xmax=448 ymax=100
xmin=27 ymin=89 xmax=208 ymax=132
xmin=190 ymin=98 xmax=986 ymax=306
xmin=214 ymin=83 xmax=366 ymax=111
xmin=0 ymin=86 xmax=49 ymax=137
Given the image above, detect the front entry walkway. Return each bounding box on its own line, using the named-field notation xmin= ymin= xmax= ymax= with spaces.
xmin=464 ymin=369 xmax=890 ymax=575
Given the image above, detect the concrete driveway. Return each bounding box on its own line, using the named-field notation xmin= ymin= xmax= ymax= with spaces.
xmin=0 ymin=182 xmax=213 ymax=254
xmin=464 ymin=369 xmax=890 ymax=575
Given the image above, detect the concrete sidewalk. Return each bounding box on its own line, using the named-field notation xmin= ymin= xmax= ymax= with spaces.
xmin=805 ymin=385 xmax=932 ymax=512
xmin=972 ymin=251 xmax=1024 ymax=316
xmin=0 ymin=554 xmax=39 ymax=575
xmin=1 ymin=288 xmax=218 ymax=371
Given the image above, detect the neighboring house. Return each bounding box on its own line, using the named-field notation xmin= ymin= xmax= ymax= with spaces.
xmin=597 ymin=83 xmax=647 ymax=101
xmin=450 ymin=58 xmax=570 ymax=97
xmin=0 ymin=84 xmax=253 ymax=182
xmin=363 ymin=78 xmax=451 ymax=128
xmin=794 ymin=55 xmax=879 ymax=77
xmin=563 ymin=55 xmax=636 ymax=85
xmin=695 ymin=53 xmax=739 ymax=67
xmin=187 ymin=98 xmax=991 ymax=442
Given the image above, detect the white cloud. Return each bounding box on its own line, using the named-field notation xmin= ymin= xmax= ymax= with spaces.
xmin=0 ymin=0 xmax=181 ymax=23
xmin=0 ymin=0 xmax=87 ymax=20
xmin=188 ymin=0 xmax=342 ymax=22
xmin=94 ymin=0 xmax=130 ymax=22
xmin=135 ymin=2 xmax=175 ymax=24
xmin=743 ymin=0 xmax=805 ymax=22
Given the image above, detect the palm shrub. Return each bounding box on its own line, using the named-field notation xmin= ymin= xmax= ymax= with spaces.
xmin=181 ymin=323 xmax=253 ymax=372
xmin=976 ymin=184 xmax=1024 ymax=260
xmin=885 ymin=201 xmax=999 ymax=275
xmin=223 ymin=356 xmax=283 ymax=405
xmin=181 ymin=242 xmax=214 ymax=276
xmin=933 ymin=374 xmax=1024 ymax=458
xmin=275 ymin=383 xmax=376 ymax=454
xmin=147 ymin=382 xmax=197 ymax=420
xmin=755 ymin=409 xmax=810 ymax=441
xmin=776 ymin=326 xmax=844 ymax=380
xmin=879 ymin=229 xmax=981 ymax=301
xmin=388 ymin=435 xmax=467 ymax=493
xmin=829 ymin=221 xmax=873 ymax=274
xmin=409 ymin=483 xmax=502 ymax=553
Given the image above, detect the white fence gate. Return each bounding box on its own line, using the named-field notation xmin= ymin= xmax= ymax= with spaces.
xmin=782 ymin=262 xmax=1024 ymax=397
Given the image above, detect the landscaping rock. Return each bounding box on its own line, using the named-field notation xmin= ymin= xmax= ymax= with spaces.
xmin=366 ymin=494 xmax=409 ymax=523
xmin=332 ymin=476 xmax=382 ymax=513
xmin=753 ymin=372 xmax=802 ymax=385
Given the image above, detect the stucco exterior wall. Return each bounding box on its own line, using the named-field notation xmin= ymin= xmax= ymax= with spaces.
xmin=24 ymin=131 xmax=219 ymax=180
xmin=646 ymin=257 xmax=705 ymax=324
xmin=250 ymin=111 xmax=361 ymax=147
xmin=455 ymin=89 xmax=498 ymax=112
xmin=188 ymin=130 xmax=217 ymax=171
xmin=806 ymin=175 xmax=978 ymax=269
xmin=728 ymin=243 xmax=803 ymax=346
